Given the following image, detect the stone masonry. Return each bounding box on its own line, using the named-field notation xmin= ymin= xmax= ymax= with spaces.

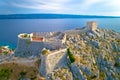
xmin=39 ymin=49 xmax=68 ymax=77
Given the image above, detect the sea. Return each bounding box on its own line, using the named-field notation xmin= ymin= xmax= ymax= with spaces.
xmin=0 ymin=18 xmax=120 ymax=49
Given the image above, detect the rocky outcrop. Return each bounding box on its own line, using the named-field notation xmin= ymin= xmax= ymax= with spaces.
xmin=11 ymin=22 xmax=120 ymax=80
xmin=47 ymin=68 xmax=73 ymax=80
xmin=65 ymin=28 xmax=120 ymax=80
xmin=70 ymin=63 xmax=85 ymax=80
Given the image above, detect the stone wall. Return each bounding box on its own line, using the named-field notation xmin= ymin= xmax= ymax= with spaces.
xmin=31 ymin=32 xmax=55 ymax=38
xmin=14 ymin=31 xmax=66 ymax=57
xmin=14 ymin=36 xmax=66 ymax=57
xmin=87 ymin=21 xmax=98 ymax=31
xmin=39 ymin=49 xmax=68 ymax=77
xmin=14 ymin=38 xmax=44 ymax=57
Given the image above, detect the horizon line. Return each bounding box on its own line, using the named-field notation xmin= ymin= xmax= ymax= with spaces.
xmin=0 ymin=13 xmax=120 ymax=17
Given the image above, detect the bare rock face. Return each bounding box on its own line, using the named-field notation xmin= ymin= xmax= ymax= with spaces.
xmin=65 ymin=28 xmax=120 ymax=80
xmin=70 ymin=63 xmax=85 ymax=80
xmin=47 ymin=68 xmax=73 ymax=80
xmin=42 ymin=27 xmax=120 ymax=80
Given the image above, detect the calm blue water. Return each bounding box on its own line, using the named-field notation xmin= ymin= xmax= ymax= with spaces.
xmin=0 ymin=18 xmax=120 ymax=49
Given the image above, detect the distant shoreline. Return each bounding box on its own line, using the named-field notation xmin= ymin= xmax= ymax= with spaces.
xmin=0 ymin=14 xmax=120 ymax=19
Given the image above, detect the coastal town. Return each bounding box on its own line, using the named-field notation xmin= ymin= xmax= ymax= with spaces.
xmin=0 ymin=21 xmax=120 ymax=80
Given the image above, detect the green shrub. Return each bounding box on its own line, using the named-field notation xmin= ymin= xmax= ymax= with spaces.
xmin=30 ymin=77 xmax=36 ymax=80
xmin=20 ymin=71 xmax=27 ymax=76
xmin=42 ymin=48 xmax=48 ymax=55
xmin=0 ymin=68 xmax=11 ymax=80
xmin=23 ymin=34 xmax=28 ymax=38
xmin=67 ymin=48 xmax=75 ymax=63
xmin=18 ymin=71 xmax=27 ymax=80
xmin=114 ymin=62 xmax=120 ymax=67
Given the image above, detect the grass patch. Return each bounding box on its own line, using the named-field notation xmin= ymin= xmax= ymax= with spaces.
xmin=0 ymin=61 xmax=39 ymax=80
xmin=0 ymin=68 xmax=11 ymax=80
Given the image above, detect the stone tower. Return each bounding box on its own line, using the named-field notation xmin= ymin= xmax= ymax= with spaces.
xmin=87 ymin=21 xmax=98 ymax=31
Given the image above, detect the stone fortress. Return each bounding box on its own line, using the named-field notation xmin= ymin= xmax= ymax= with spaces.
xmin=14 ymin=31 xmax=66 ymax=57
xmin=14 ymin=21 xmax=98 ymax=77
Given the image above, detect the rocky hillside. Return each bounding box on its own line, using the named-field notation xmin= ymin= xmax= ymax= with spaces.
xmin=0 ymin=28 xmax=120 ymax=80
xmin=0 ymin=46 xmax=13 ymax=60
xmin=48 ymin=28 xmax=120 ymax=80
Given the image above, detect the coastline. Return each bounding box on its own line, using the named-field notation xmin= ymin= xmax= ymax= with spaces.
xmin=0 ymin=42 xmax=16 ymax=49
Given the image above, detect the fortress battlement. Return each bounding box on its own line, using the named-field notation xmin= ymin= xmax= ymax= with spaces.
xmin=14 ymin=31 xmax=66 ymax=57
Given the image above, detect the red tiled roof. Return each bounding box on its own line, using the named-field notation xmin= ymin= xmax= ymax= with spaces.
xmin=32 ymin=37 xmax=43 ymax=41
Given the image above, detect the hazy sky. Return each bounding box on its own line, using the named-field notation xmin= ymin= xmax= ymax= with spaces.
xmin=0 ymin=0 xmax=120 ymax=16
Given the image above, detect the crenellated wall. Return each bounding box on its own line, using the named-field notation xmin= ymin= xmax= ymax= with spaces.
xmin=14 ymin=31 xmax=66 ymax=57
xmin=39 ymin=49 xmax=68 ymax=77
xmin=14 ymin=38 xmax=66 ymax=57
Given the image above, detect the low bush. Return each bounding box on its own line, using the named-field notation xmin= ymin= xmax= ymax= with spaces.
xmin=67 ymin=48 xmax=75 ymax=63
xmin=42 ymin=48 xmax=48 ymax=55
xmin=0 ymin=68 xmax=11 ymax=80
xmin=114 ymin=62 xmax=120 ymax=67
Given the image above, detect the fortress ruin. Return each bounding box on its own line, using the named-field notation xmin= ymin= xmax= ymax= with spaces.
xmin=14 ymin=32 xmax=66 ymax=57
xmin=14 ymin=21 xmax=98 ymax=57
xmin=14 ymin=21 xmax=98 ymax=77
xmin=14 ymin=31 xmax=68 ymax=77
xmin=87 ymin=21 xmax=98 ymax=31
xmin=65 ymin=21 xmax=98 ymax=34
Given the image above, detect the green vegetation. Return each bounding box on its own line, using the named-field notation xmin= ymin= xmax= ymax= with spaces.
xmin=67 ymin=48 xmax=75 ymax=63
xmin=0 ymin=68 xmax=11 ymax=80
xmin=114 ymin=62 xmax=120 ymax=67
xmin=99 ymin=71 xmax=107 ymax=80
xmin=0 ymin=61 xmax=39 ymax=80
xmin=90 ymin=74 xmax=97 ymax=79
xmin=23 ymin=34 xmax=28 ymax=38
xmin=21 ymin=34 xmax=30 ymax=38
xmin=18 ymin=71 xmax=27 ymax=80
xmin=26 ymin=40 xmax=31 ymax=44
xmin=42 ymin=48 xmax=48 ymax=55
xmin=20 ymin=71 xmax=27 ymax=76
